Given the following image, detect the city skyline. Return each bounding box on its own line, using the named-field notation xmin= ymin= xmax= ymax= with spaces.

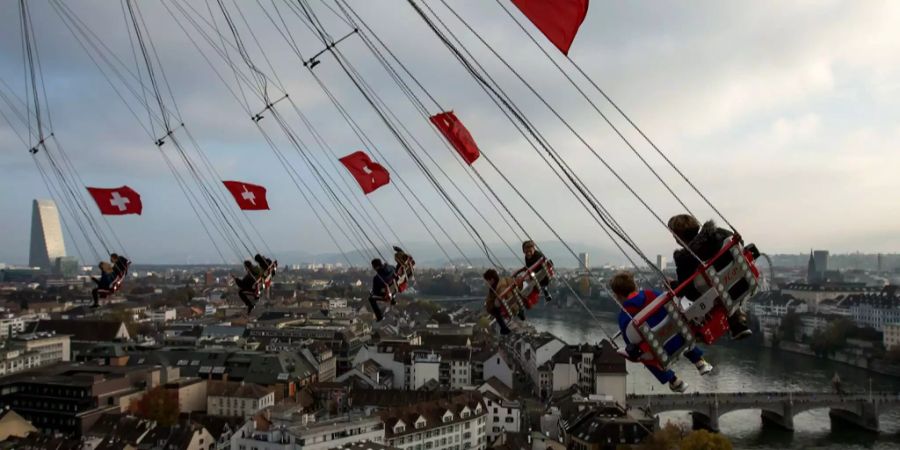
xmin=2 ymin=2 xmax=900 ymax=265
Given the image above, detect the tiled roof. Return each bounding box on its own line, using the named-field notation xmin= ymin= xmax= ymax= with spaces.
xmin=86 ymin=413 xmax=153 ymax=443
xmin=420 ymin=334 xmax=470 ymax=348
xmin=207 ymin=381 xmax=274 ymax=399
xmin=482 ymin=377 xmax=517 ymax=400
xmin=349 ymin=389 xmax=448 ymax=408
xmin=141 ymin=422 xmax=205 ymax=448
xmin=30 ymin=319 xmax=124 ymax=342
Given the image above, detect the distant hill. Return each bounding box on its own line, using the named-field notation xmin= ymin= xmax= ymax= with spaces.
xmin=288 ymin=240 xmax=625 ymax=268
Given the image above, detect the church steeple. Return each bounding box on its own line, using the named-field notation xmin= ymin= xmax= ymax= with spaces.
xmin=807 ymin=250 xmax=818 ymax=284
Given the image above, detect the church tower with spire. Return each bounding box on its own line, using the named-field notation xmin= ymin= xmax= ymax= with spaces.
xmin=807 ymin=250 xmax=818 ymax=285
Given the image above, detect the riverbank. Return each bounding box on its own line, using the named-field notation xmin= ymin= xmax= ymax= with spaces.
xmin=756 ymin=334 xmax=900 ymax=377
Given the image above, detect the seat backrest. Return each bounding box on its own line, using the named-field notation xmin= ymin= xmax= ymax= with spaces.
xmin=523 ymin=257 xmax=553 ymax=282
xmin=691 ymin=236 xmax=741 ymax=293
xmin=629 ymin=291 xmax=694 ymax=370
xmin=109 ymin=262 xmax=129 ymax=292
xmin=683 ymin=288 xmax=719 ymax=324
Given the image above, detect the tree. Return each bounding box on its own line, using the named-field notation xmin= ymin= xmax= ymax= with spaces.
xmin=629 ymin=422 xmax=685 ymax=450
xmin=778 ymin=312 xmax=802 ymax=342
xmin=810 ymin=318 xmax=854 ymax=355
xmin=132 ymin=386 xmax=179 ymax=426
xmin=679 ymin=430 xmax=732 ymax=450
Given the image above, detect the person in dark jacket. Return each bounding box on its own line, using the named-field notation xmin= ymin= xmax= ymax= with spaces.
xmin=369 ymin=258 xmax=396 ymax=322
xmin=233 ymin=260 xmax=261 ymax=314
xmin=514 ymin=240 xmax=552 ymax=304
xmin=254 ymin=253 xmax=274 ymax=274
xmin=90 ymin=261 xmax=116 ymax=308
xmin=667 ymin=214 xmax=752 ymax=340
xmin=110 ymin=253 xmax=130 ymax=278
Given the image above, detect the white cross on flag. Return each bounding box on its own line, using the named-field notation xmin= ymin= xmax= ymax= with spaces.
xmin=222 ymin=180 xmax=269 ymax=210
xmin=86 ymin=186 xmax=143 ymax=215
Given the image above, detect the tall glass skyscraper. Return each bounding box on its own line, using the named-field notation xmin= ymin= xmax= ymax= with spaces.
xmin=29 ymin=199 xmax=67 ymax=271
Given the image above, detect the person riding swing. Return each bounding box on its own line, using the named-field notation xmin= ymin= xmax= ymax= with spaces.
xmin=369 ymin=258 xmax=396 ymax=322
xmin=483 ymin=269 xmax=526 ymax=336
xmin=90 ymin=261 xmax=116 ymax=308
xmin=233 ymin=260 xmax=261 ymax=314
xmin=611 ymin=271 xmax=713 ymax=393
xmin=513 ymin=240 xmax=552 ymax=306
xmin=667 ymin=214 xmax=752 ymax=340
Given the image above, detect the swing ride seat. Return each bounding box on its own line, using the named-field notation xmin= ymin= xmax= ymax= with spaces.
xmin=520 ymin=256 xmax=554 ymax=308
xmin=263 ymin=260 xmax=278 ymax=290
xmin=385 ymin=255 xmax=417 ymax=302
xmin=496 ymin=256 xmax=554 ymax=319
xmin=624 ymin=290 xmax=697 ymax=371
xmin=680 ymin=235 xmax=761 ymax=343
xmin=390 ymin=271 xmax=409 ymax=296
xmin=622 ymin=235 xmax=761 ymax=370
xmin=97 ymin=261 xmax=131 ymax=299
xmin=253 ymin=262 xmax=278 ymax=298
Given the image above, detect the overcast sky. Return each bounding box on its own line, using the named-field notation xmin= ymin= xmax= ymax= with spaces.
xmin=1 ymin=1 xmax=899 ymax=266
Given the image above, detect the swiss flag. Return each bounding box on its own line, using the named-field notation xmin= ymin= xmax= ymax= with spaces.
xmin=339 ymin=151 xmax=390 ymax=194
xmin=86 ymin=186 xmax=143 ymax=215
xmin=511 ymin=0 xmax=589 ymax=55
xmin=222 ymin=180 xmax=270 ymax=210
xmin=430 ymin=111 xmax=480 ymax=165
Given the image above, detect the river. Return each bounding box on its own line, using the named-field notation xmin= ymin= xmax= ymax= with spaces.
xmin=526 ymin=307 xmax=900 ymax=450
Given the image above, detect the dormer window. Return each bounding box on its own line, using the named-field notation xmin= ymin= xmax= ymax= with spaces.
xmin=394 ymin=420 xmax=406 ymax=434
xmin=442 ymin=411 xmax=453 ymax=423
xmin=475 ymin=404 xmax=482 ymax=414
xmin=415 ymin=416 xmax=427 ymax=429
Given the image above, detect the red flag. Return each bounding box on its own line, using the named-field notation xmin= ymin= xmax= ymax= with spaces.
xmin=430 ymin=111 xmax=480 ymax=165
xmin=86 ymin=186 xmax=143 ymax=215
xmin=339 ymin=151 xmax=390 ymax=194
xmin=222 ymin=180 xmax=270 ymax=210
xmin=511 ymin=0 xmax=589 ymax=55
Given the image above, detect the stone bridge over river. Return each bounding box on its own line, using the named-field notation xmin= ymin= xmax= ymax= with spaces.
xmin=627 ymin=391 xmax=900 ymax=432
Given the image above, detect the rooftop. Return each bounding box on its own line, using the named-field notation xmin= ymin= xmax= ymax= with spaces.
xmin=380 ymin=391 xmax=486 ymax=438
xmin=208 ymin=381 xmax=274 ymax=399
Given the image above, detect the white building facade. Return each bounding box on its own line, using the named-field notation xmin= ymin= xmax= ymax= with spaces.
xmin=208 ymin=383 xmax=276 ymax=418
xmin=884 ymin=323 xmax=900 ymax=351
xmin=384 ymin=399 xmax=488 ymax=450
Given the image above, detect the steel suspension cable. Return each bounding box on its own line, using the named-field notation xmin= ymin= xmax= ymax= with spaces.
xmin=296 ymin=0 xmax=508 ymax=269
xmin=433 ymin=0 xmax=708 ymax=268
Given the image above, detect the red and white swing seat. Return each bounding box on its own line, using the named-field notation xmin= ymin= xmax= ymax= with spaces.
xmin=622 ymin=236 xmax=761 ymax=371
xmin=251 ymin=261 xmax=278 ymax=299
xmin=96 ymin=261 xmax=131 ymax=299
xmin=496 ymin=256 xmax=555 ymax=319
